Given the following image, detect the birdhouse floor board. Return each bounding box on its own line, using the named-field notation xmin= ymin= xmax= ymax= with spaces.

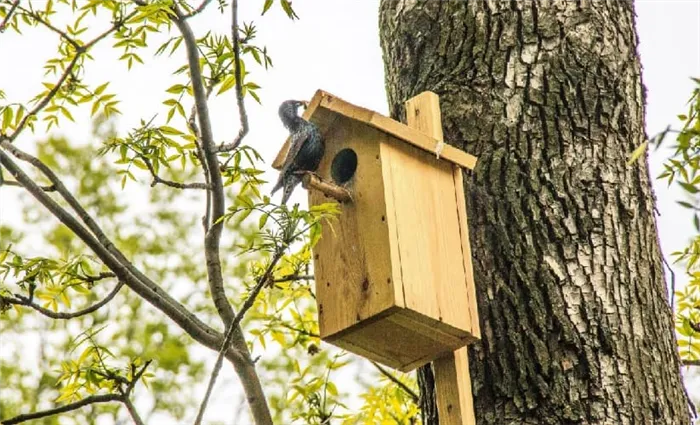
xmin=324 ymin=307 xmax=475 ymax=373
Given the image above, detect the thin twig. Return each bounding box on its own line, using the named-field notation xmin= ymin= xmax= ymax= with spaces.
xmin=272 ymin=274 xmax=314 ymax=283
xmin=217 ymin=0 xmax=248 ymax=153
xmin=193 ymin=250 xmax=284 ymax=425
xmin=661 ymin=255 xmax=677 ymax=310
xmin=136 ymin=153 xmax=209 ymax=189
xmin=8 ymin=10 xmax=137 ymax=142
xmin=0 ymin=0 xmax=20 ymax=32
xmin=9 ymin=53 xmax=82 ymax=141
xmin=372 ymin=362 xmax=420 ymax=405
xmin=1 ymin=179 xmax=55 ymax=191
xmin=4 ymin=281 xmax=125 ymax=320
xmin=683 ymin=359 xmax=700 ymax=367
xmin=122 ymin=398 xmax=146 ymax=425
xmin=16 ymin=6 xmax=80 ymax=49
xmin=182 ymin=0 xmax=214 ymax=19
xmin=0 ymin=394 xmax=122 ymax=425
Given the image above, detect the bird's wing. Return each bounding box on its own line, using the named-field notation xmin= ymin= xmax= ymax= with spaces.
xmin=279 ymin=125 xmax=314 ymax=172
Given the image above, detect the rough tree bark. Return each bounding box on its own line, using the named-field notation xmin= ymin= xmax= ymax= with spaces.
xmin=379 ymin=1 xmax=690 ymax=424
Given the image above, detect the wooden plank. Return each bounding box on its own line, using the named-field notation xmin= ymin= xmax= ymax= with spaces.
xmin=311 ymin=118 xmax=397 ymax=339
xmin=272 ymin=90 xmax=478 ymax=171
xmin=381 ymin=138 xmax=469 ymax=330
xmin=434 ymin=348 xmax=475 ymax=425
xmin=453 ymin=167 xmax=481 ymax=339
xmin=405 ymin=91 xmax=476 ymax=425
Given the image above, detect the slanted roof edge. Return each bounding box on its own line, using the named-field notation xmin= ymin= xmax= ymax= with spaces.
xmin=272 ymin=90 xmax=478 ymax=171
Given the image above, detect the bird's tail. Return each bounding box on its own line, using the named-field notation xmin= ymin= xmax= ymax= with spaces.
xmin=280 ymin=173 xmax=302 ymax=205
xmin=270 ymin=172 xmax=285 ymax=196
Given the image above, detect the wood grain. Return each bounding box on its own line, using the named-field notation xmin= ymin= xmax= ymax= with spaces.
xmin=406 ymin=91 xmax=476 ymax=425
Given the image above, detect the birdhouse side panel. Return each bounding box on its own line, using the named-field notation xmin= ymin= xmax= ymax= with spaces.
xmin=453 ymin=166 xmax=481 ymax=339
xmin=310 ymin=118 xmax=399 ymax=339
xmin=380 ymin=137 xmax=475 ymax=336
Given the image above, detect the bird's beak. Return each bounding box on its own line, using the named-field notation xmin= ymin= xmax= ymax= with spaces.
xmin=301 ymin=100 xmax=309 ymax=109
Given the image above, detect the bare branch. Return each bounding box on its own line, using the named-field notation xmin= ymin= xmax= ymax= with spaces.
xmin=0 ymin=394 xmax=122 ymax=425
xmin=0 ymin=0 xmax=20 ymax=32
xmin=1 ymin=178 xmax=55 ymax=191
xmin=372 ymin=362 xmax=420 ymax=405
xmin=194 ymin=251 xmax=284 ymax=425
xmin=216 ymin=0 xmax=248 ymax=153
xmin=171 ymin=3 xmax=233 ymax=327
xmin=4 ymin=281 xmax=125 ymax=320
xmin=136 ymin=153 xmax=209 ymax=189
xmin=122 ymin=398 xmax=146 ymax=425
xmin=187 ymin=83 xmax=215 ymax=231
xmin=683 ymin=359 xmax=700 ymax=367
xmin=16 ymin=6 xmax=81 ymax=49
xmin=9 ymin=53 xmax=82 ymax=141
xmin=182 ymin=0 xmax=214 ymax=19
xmin=272 ymin=274 xmax=314 ymax=283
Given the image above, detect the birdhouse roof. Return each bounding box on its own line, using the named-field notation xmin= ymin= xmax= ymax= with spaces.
xmin=272 ymin=90 xmax=478 ymax=170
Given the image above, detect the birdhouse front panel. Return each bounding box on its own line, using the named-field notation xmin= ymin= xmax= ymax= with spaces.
xmin=308 ymin=116 xmax=399 ymax=338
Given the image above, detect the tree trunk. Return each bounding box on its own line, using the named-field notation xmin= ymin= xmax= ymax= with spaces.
xmin=379 ymin=1 xmax=690 ymax=424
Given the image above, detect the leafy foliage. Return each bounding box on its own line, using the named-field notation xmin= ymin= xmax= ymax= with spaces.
xmin=0 ymin=1 xmax=420 ymax=424
xmin=651 ymin=77 xmax=700 ymax=364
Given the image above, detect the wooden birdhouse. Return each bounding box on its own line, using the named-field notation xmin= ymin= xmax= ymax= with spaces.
xmin=273 ymin=90 xmax=480 ymax=373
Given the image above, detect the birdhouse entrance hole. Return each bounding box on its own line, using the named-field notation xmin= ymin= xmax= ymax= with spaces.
xmin=330 ymin=148 xmax=357 ymax=184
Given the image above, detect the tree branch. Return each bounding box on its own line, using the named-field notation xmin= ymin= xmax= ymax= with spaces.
xmin=194 ymin=251 xmax=284 ymax=425
xmin=0 ymin=394 xmax=122 ymax=425
xmin=0 ymin=146 xmax=227 ymax=359
xmin=0 ymin=0 xmax=20 ymax=32
xmin=682 ymin=359 xmax=700 ymax=367
xmin=182 ymin=0 xmax=214 ymax=19
xmin=187 ymin=82 xmax=216 ymax=231
xmin=372 ymin=362 xmax=420 ymax=405
xmin=171 ymin=3 xmax=234 ymax=327
xmin=216 ymin=0 xmax=248 ymax=153
xmin=136 ymin=153 xmax=209 ymax=189
xmin=272 ymin=274 xmax=314 ymax=283
xmin=8 ymin=10 xmax=137 ymax=142
xmin=17 ymin=6 xmax=81 ymax=49
xmin=122 ymin=398 xmax=146 ymax=425
xmin=4 ymin=281 xmax=125 ymax=320
xmin=1 ymin=178 xmax=55 ymax=191
xmin=1 ymin=360 xmax=152 ymax=425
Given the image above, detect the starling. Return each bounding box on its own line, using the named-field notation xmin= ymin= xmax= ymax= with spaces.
xmin=271 ymin=100 xmax=325 ymax=205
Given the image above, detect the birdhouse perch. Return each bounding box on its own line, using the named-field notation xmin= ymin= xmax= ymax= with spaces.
xmin=273 ymin=90 xmax=480 ymax=373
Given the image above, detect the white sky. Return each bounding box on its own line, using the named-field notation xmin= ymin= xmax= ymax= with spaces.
xmin=1 ymin=0 xmax=699 ymax=422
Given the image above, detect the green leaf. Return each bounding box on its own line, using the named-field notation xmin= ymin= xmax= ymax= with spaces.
xmin=94 ymin=82 xmax=109 ymax=96
xmin=626 ymin=141 xmax=648 ymax=165
xmin=679 ymin=182 xmax=699 ymax=194
xmin=262 ymin=0 xmax=274 ymax=15
xmin=218 ymin=75 xmax=236 ymax=95
xmin=1 ymin=107 xmax=13 ymax=130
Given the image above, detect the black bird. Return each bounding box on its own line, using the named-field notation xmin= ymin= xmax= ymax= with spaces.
xmin=271 ymin=100 xmax=325 ymax=205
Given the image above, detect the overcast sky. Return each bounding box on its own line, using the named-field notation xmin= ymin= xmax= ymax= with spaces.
xmin=1 ymin=0 xmax=699 ymax=421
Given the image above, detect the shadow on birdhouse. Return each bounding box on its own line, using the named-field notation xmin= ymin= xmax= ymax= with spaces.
xmin=273 ymin=90 xmax=480 ymax=372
